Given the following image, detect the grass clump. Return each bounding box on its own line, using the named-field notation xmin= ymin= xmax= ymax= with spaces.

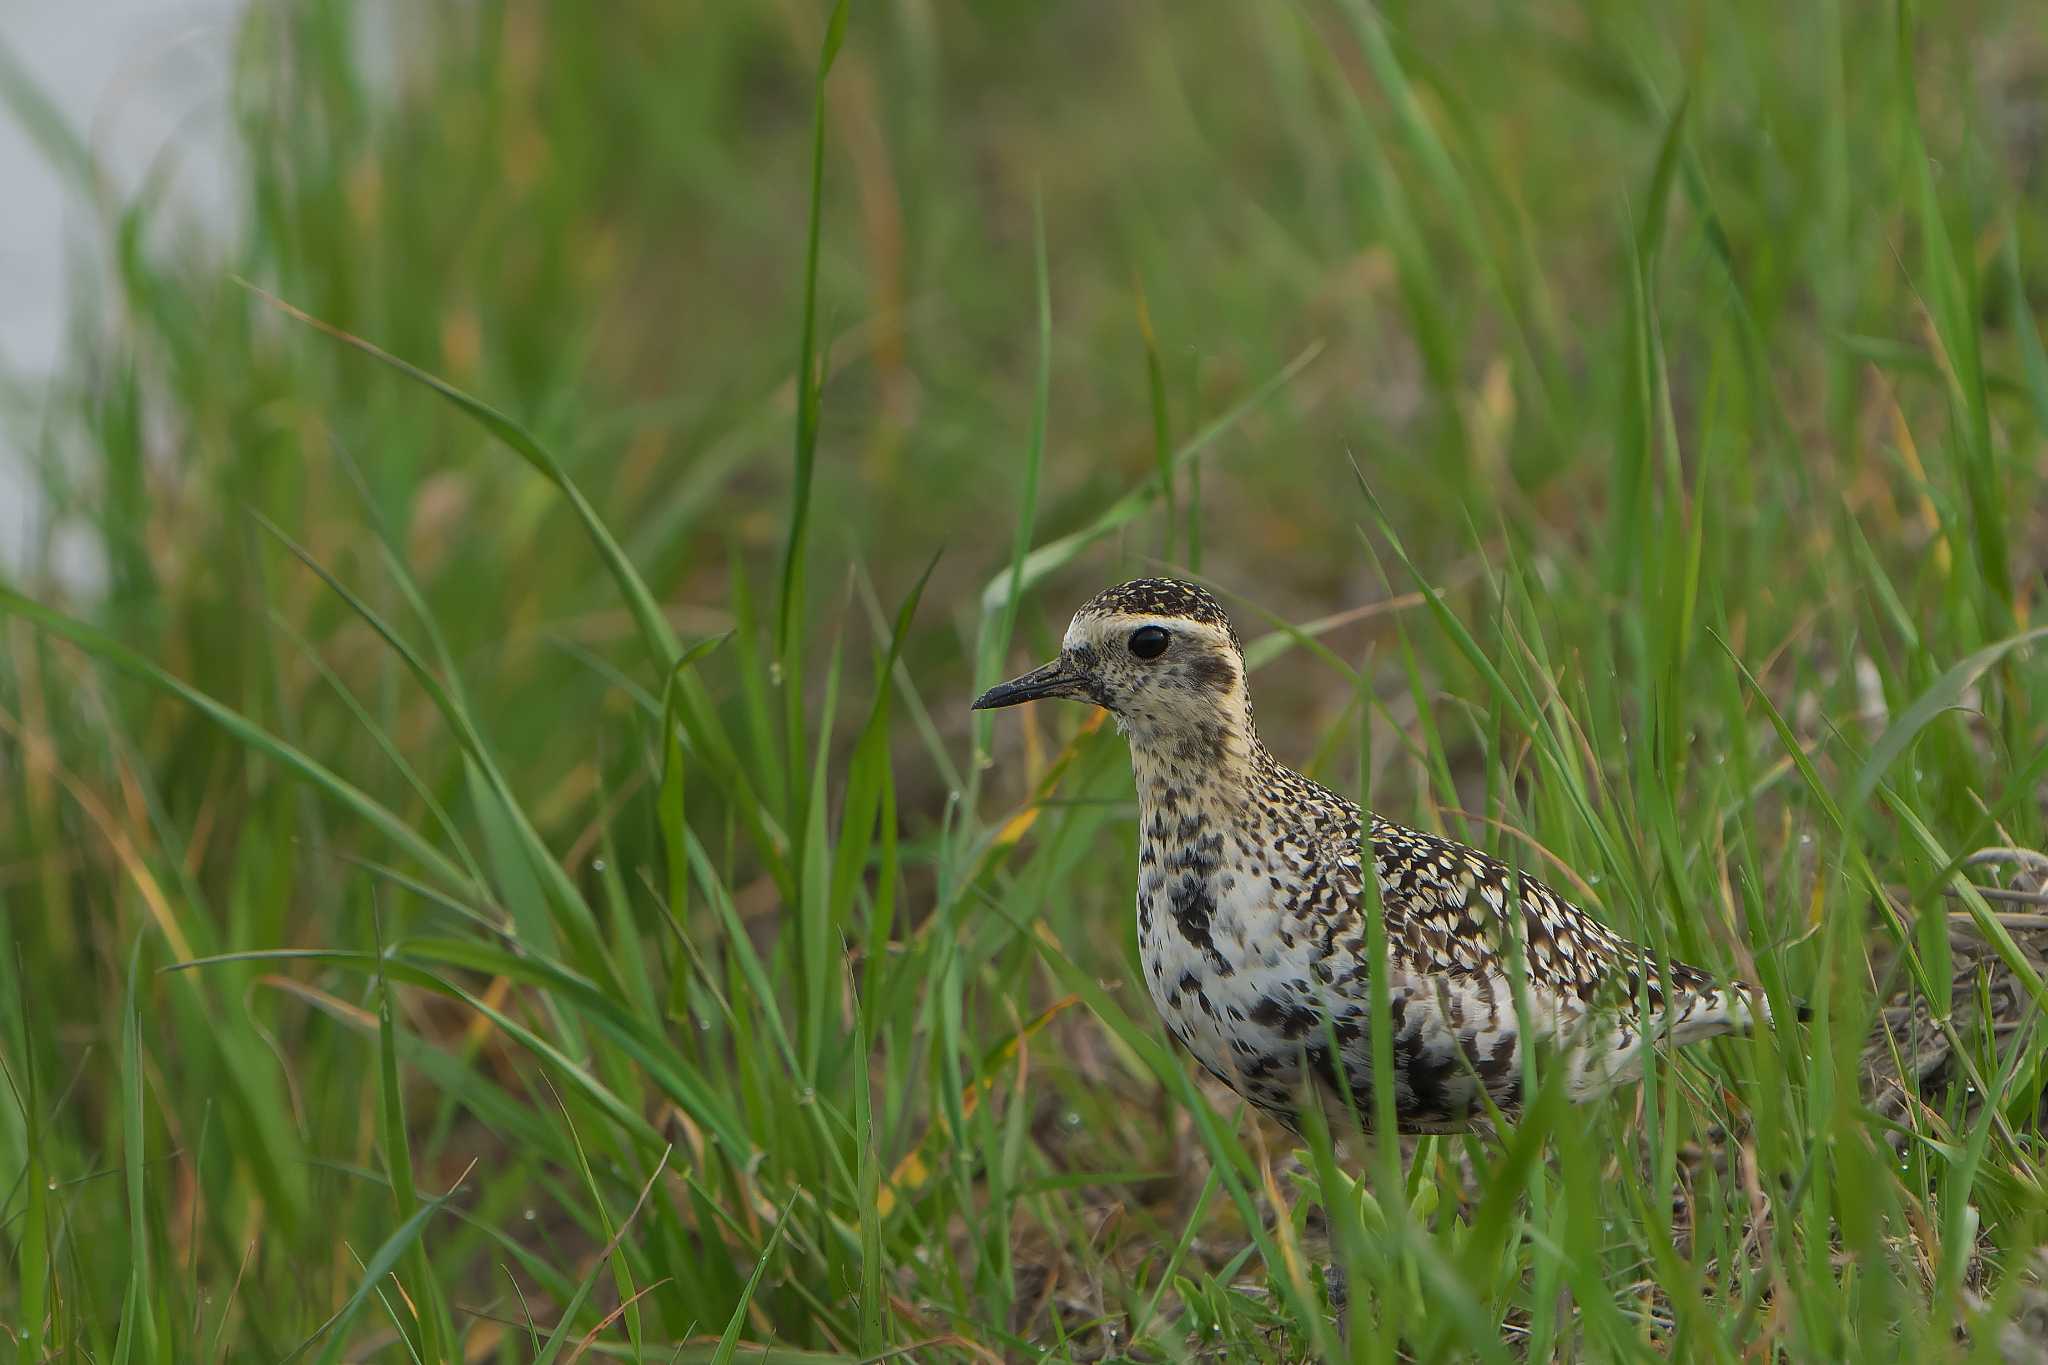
xmin=5 ymin=2 xmax=2048 ymax=1360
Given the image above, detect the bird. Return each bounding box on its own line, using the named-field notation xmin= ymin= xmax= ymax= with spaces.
xmin=972 ymin=577 xmax=1791 ymax=1136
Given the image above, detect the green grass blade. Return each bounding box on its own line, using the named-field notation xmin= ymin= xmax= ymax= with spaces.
xmin=530 ymin=1146 xmax=672 ymax=1365
xmin=0 ymin=36 xmax=96 ymax=195
xmin=975 ymin=341 xmax=1322 ymax=617
xmin=992 ymin=191 xmax=1053 ymax=677
xmin=711 ymin=1193 xmax=799 ymax=1365
xmin=0 ymin=587 xmax=475 ymax=899
xmin=114 ymin=937 xmax=158 ymax=1365
xmin=854 ymin=1004 xmax=883 ymax=1356
xmin=1843 ymin=627 xmax=2048 ymax=815
xmin=374 ymin=935 xmax=449 ymax=1363
xmin=1135 ymin=279 xmax=1174 ymax=562
xmin=777 ymin=0 xmax=852 ymax=801
xmin=238 ymin=281 xmax=682 ymax=670
xmin=255 ymin=512 xmax=620 ymax=988
xmin=296 ymin=1174 xmax=466 ymax=1365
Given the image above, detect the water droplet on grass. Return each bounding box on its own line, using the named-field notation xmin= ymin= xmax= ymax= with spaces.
xmin=523 ymin=1207 xmax=537 ymax=1221
xmin=591 ymin=858 xmax=607 ymax=873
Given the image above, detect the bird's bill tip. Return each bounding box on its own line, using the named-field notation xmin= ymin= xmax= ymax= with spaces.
xmin=971 ymin=658 xmax=1078 ymax=710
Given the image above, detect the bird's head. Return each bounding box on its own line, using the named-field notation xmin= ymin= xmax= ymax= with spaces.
xmin=972 ymin=578 xmax=1254 ymax=762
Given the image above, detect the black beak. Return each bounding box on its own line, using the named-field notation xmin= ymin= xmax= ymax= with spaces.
xmin=971 ymin=657 xmax=1082 ymax=710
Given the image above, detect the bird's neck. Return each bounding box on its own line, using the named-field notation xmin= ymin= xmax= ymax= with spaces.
xmin=1123 ymin=696 xmax=1268 ymax=828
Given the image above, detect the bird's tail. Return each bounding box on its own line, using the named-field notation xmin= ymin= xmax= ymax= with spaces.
xmin=1672 ymin=983 xmax=1808 ymax=1046
xmin=1564 ymin=979 xmax=1806 ymax=1100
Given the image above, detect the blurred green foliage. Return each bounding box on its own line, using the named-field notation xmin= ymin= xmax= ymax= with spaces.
xmin=4 ymin=0 xmax=2048 ymax=1359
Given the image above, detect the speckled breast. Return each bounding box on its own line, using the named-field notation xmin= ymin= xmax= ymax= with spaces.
xmin=1133 ymin=810 xmax=1340 ymax=1122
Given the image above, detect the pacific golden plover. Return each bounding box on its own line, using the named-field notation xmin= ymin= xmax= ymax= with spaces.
xmin=974 ymin=577 xmax=1790 ymax=1135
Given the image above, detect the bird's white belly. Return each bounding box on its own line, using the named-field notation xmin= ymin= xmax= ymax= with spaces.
xmin=1137 ymin=860 xmax=1550 ymax=1128
xmin=1136 ymin=868 xmax=1331 ymax=1113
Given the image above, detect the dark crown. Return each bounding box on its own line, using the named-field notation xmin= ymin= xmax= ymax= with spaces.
xmin=1077 ymin=578 xmax=1240 ymax=648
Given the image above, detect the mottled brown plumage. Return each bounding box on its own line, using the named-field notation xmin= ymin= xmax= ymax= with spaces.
xmin=975 ymin=577 xmax=1782 ymax=1134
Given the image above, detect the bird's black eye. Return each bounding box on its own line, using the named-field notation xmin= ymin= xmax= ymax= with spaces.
xmin=1128 ymin=625 xmax=1170 ymax=660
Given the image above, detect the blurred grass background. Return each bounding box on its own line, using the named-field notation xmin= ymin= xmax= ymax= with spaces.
xmin=4 ymin=0 xmax=2048 ymax=1359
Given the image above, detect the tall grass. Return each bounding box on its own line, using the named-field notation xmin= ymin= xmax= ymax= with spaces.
xmin=4 ymin=2 xmax=2048 ymax=1360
